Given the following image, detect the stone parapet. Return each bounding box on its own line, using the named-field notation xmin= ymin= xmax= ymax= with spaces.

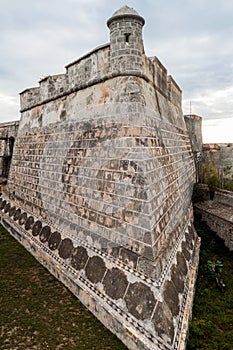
xmin=39 ymin=74 xmax=67 ymax=102
xmin=0 ymin=121 xmax=19 ymax=137
xmin=66 ymin=44 xmax=111 ymax=91
xmin=195 ymin=200 xmax=233 ymax=251
xmin=20 ymin=87 xmax=41 ymax=111
xmin=167 ymin=75 xmax=182 ymax=108
xmin=214 ymin=189 xmax=233 ymax=207
xmin=20 ymin=54 xmax=182 ymax=114
xmin=202 ymin=143 xmax=233 ymax=169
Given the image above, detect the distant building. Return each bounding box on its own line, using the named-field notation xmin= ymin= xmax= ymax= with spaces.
xmin=0 ymin=121 xmax=19 ymax=191
xmin=184 ymin=114 xmax=203 ymax=182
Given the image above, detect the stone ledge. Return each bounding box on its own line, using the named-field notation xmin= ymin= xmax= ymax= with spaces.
xmin=195 ymin=200 xmax=233 ymax=251
xmin=195 ymin=201 xmax=233 ymax=223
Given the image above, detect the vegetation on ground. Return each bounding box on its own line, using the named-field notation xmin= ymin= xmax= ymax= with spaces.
xmin=0 ymin=225 xmax=126 ymax=350
xmin=0 ymin=217 xmax=232 ymax=350
xmin=223 ymin=178 xmax=233 ymax=192
xmin=187 ymin=215 xmax=233 ymax=350
xmin=201 ymin=162 xmax=233 ymax=192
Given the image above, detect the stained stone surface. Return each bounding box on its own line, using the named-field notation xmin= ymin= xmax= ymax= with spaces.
xmin=48 ymin=231 xmax=61 ymax=251
xmin=32 ymin=220 xmax=42 ymax=236
xmin=39 ymin=225 xmax=51 ymax=243
xmin=103 ymin=267 xmax=128 ymax=300
xmin=71 ymin=246 xmax=89 ymax=270
xmin=0 ymin=6 xmax=200 ymax=350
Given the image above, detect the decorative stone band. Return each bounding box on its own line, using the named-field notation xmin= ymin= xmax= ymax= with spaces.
xmin=0 ymin=197 xmax=200 ymax=350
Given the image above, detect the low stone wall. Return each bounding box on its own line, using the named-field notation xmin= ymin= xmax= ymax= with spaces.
xmin=214 ymin=189 xmax=233 ymax=207
xmin=203 ymin=210 xmax=232 ymax=250
xmin=200 ymin=143 xmax=233 ymax=186
xmin=195 ymin=189 xmax=233 ymax=251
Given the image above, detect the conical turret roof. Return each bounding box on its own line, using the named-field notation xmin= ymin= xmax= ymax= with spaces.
xmin=107 ymin=5 xmax=145 ymax=27
xmin=112 ymin=5 xmax=140 ymax=17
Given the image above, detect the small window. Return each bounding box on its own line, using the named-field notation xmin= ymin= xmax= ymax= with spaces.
xmin=124 ymin=33 xmax=131 ymax=46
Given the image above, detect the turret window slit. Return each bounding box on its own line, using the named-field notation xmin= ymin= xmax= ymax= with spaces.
xmin=124 ymin=33 xmax=131 ymax=46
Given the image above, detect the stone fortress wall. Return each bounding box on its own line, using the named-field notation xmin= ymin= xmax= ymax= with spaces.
xmin=185 ymin=115 xmax=233 ymax=252
xmin=184 ymin=115 xmax=233 ymax=182
xmin=202 ymin=143 xmax=233 ymax=182
xmin=0 ymin=121 xmax=19 ymax=190
xmin=0 ymin=6 xmax=200 ymax=350
xmin=184 ymin=114 xmax=202 ymax=183
xmin=195 ymin=188 xmax=233 ymax=251
xmin=184 ymin=115 xmax=202 ymax=155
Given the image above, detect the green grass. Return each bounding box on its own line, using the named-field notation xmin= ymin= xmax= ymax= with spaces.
xmin=187 ymin=215 xmax=233 ymax=350
xmin=0 ymin=225 xmax=127 ymax=350
xmin=1 ymin=218 xmax=232 ymax=350
xmin=223 ymin=179 xmax=233 ymax=191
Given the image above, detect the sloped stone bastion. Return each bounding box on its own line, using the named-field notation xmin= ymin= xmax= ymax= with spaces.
xmin=0 ymin=6 xmax=200 ymax=350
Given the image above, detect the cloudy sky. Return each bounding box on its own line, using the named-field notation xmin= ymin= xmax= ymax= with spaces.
xmin=1 ymin=0 xmax=233 ymax=143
